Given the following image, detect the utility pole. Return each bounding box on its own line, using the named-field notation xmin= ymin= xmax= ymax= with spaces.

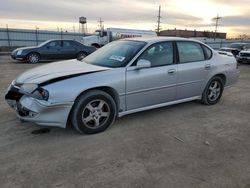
xmin=98 ymin=17 xmax=104 ymax=30
xmin=35 ymin=26 xmax=39 ymax=45
xmin=213 ymin=14 xmax=222 ymax=40
xmin=156 ymin=5 xmax=161 ymax=35
xmin=6 ymin=24 xmax=11 ymax=47
xmin=60 ymin=28 xmax=63 ymax=39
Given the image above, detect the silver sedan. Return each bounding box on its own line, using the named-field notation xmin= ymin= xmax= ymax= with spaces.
xmin=5 ymin=37 xmax=240 ymax=134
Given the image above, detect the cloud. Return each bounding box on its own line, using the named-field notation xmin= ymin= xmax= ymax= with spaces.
xmin=0 ymin=0 xmax=249 ymax=35
xmin=222 ymin=15 xmax=250 ymax=27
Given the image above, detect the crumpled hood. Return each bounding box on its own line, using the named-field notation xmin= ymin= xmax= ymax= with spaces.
xmin=16 ymin=59 xmax=110 ymax=84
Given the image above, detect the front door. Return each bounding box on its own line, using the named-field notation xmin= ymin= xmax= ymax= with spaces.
xmin=43 ymin=40 xmax=62 ymax=59
xmin=126 ymin=42 xmax=177 ymax=111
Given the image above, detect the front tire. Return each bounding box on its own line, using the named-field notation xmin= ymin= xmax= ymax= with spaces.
xmin=27 ymin=53 xmax=40 ymax=64
xmin=201 ymin=76 xmax=224 ymax=105
xmin=71 ymin=90 xmax=117 ymax=134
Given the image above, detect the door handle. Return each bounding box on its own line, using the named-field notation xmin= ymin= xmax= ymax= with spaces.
xmin=205 ymin=64 xmax=211 ymax=69
xmin=168 ymin=69 xmax=176 ymax=74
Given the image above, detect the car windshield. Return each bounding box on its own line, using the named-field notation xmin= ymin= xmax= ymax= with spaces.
xmin=37 ymin=41 xmax=50 ymax=47
xmin=83 ymin=40 xmax=146 ymax=68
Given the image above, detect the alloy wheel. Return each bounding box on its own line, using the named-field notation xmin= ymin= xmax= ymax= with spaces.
xmin=82 ymin=99 xmax=110 ymax=129
xmin=28 ymin=54 xmax=39 ymax=63
xmin=77 ymin=53 xmax=86 ymax=60
xmin=208 ymin=80 xmax=221 ymax=101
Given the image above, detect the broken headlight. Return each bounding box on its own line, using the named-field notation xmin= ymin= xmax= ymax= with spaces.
xmin=20 ymin=83 xmax=49 ymax=100
xmin=31 ymin=87 xmax=49 ymax=100
xmin=20 ymin=83 xmax=38 ymax=93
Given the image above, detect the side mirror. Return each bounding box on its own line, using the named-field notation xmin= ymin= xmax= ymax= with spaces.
xmin=136 ymin=59 xmax=151 ymax=69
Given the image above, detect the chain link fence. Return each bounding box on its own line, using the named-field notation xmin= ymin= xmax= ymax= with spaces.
xmin=1 ymin=27 xmax=250 ymax=51
xmin=0 ymin=27 xmax=89 ymax=50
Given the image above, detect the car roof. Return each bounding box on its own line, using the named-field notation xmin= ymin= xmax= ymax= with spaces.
xmin=46 ymin=39 xmax=75 ymax=42
xmin=231 ymin=43 xmax=249 ymax=45
xmin=124 ymin=36 xmax=203 ymax=44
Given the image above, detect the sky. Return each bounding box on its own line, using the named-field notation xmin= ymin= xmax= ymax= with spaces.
xmin=0 ymin=0 xmax=250 ymax=37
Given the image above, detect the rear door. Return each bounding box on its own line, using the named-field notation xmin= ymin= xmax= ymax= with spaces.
xmin=126 ymin=42 xmax=177 ymax=110
xmin=176 ymin=41 xmax=212 ymax=100
xmin=61 ymin=40 xmax=78 ymax=59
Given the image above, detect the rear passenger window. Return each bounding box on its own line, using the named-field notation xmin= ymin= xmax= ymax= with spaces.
xmin=177 ymin=42 xmax=205 ymax=63
xmin=203 ymin=45 xmax=212 ymax=59
xmin=64 ymin=41 xmax=74 ymax=47
xmin=48 ymin=41 xmax=61 ymax=48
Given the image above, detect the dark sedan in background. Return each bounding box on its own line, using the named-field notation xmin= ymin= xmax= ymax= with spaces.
xmin=11 ymin=39 xmax=96 ymax=63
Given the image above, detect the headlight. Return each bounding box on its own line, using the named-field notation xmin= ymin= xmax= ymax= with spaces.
xmin=16 ymin=50 xmax=23 ymax=55
xmin=19 ymin=83 xmax=49 ymax=100
xmin=20 ymin=83 xmax=38 ymax=93
xmin=31 ymin=87 xmax=49 ymax=100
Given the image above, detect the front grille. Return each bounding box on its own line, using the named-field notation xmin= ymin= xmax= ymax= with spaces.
xmin=5 ymin=85 xmax=23 ymax=101
xmin=240 ymin=53 xmax=250 ymax=57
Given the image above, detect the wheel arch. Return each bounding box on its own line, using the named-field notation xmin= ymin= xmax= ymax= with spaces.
xmin=201 ymin=73 xmax=227 ymax=97
xmin=77 ymin=51 xmax=88 ymax=55
xmin=81 ymin=86 xmax=120 ymax=110
xmin=26 ymin=51 xmax=41 ymax=59
xmin=66 ymin=86 xmax=120 ymax=128
xmin=76 ymin=51 xmax=88 ymax=58
xmin=213 ymin=73 xmax=226 ymax=85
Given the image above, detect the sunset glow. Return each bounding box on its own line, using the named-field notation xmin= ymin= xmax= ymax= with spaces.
xmin=0 ymin=0 xmax=249 ymax=37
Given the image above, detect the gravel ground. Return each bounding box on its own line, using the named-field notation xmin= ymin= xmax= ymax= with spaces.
xmin=0 ymin=55 xmax=249 ymax=188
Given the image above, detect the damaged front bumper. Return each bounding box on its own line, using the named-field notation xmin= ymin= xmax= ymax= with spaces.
xmin=5 ymin=83 xmax=73 ymax=128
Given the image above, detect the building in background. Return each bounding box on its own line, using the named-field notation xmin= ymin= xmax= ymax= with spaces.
xmin=159 ymin=29 xmax=227 ymax=39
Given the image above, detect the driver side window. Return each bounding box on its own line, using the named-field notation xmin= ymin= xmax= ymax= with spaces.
xmin=137 ymin=42 xmax=174 ymax=67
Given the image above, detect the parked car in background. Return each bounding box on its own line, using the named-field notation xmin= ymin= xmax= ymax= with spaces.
xmin=219 ymin=43 xmax=250 ymax=57
xmin=5 ymin=37 xmax=239 ymax=134
xmin=11 ymin=39 xmax=96 ymax=63
xmin=237 ymin=48 xmax=250 ymax=63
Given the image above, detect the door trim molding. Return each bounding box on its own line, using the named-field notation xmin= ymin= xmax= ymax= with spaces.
xmin=126 ymin=84 xmax=176 ymax=95
xmin=118 ymin=96 xmax=201 ymax=117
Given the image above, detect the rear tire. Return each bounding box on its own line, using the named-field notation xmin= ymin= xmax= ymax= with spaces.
xmin=71 ymin=90 xmax=117 ymax=134
xmin=201 ymin=76 xmax=224 ymax=105
xmin=91 ymin=44 xmax=100 ymax=49
xmin=76 ymin=52 xmax=87 ymax=61
xmin=27 ymin=53 xmax=40 ymax=64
